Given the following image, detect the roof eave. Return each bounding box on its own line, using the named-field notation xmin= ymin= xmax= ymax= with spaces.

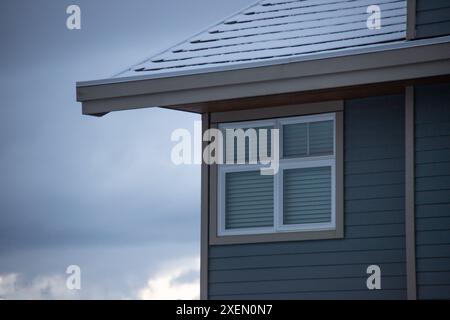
xmin=77 ymin=36 xmax=450 ymax=116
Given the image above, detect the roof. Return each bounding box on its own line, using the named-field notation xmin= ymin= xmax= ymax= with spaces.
xmin=117 ymin=0 xmax=407 ymax=78
xmin=76 ymin=0 xmax=450 ymax=116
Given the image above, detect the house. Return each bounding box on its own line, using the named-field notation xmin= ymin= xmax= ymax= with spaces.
xmin=76 ymin=0 xmax=450 ymax=299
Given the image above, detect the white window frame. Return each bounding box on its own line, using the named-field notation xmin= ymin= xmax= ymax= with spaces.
xmin=218 ymin=113 xmax=336 ymax=236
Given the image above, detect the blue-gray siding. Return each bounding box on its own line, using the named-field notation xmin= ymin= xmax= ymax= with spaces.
xmin=209 ymin=94 xmax=407 ymax=299
xmin=415 ymin=83 xmax=450 ymax=299
xmin=416 ymin=0 xmax=450 ymax=38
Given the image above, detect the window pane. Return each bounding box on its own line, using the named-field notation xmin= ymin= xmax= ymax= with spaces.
xmin=224 ymin=126 xmax=273 ymax=164
xmin=309 ymin=120 xmax=334 ymax=156
xmin=283 ymin=122 xmax=307 ymax=158
xmin=283 ymin=166 xmax=332 ymax=225
xmin=225 ymin=170 xmax=274 ymax=229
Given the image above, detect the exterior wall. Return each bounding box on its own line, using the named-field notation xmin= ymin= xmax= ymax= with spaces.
xmin=415 ymin=83 xmax=450 ymax=299
xmin=208 ymin=94 xmax=407 ymax=299
xmin=416 ymin=0 xmax=450 ymax=38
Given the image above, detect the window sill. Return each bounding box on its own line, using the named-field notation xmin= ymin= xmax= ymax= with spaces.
xmin=209 ymin=228 xmax=344 ymax=245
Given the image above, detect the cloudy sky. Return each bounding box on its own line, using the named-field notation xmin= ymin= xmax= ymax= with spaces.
xmin=0 ymin=0 xmax=253 ymax=299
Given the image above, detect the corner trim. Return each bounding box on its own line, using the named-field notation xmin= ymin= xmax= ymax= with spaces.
xmin=407 ymin=0 xmax=416 ymax=40
xmin=200 ymin=113 xmax=210 ymax=300
xmin=335 ymin=111 xmax=344 ymax=239
xmin=405 ymin=86 xmax=417 ymax=300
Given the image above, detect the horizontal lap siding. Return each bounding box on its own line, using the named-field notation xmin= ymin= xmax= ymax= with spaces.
xmin=208 ymin=94 xmax=406 ymax=299
xmin=416 ymin=0 xmax=450 ymax=38
xmin=415 ymin=83 xmax=450 ymax=299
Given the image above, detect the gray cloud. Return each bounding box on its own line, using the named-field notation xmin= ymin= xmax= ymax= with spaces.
xmin=0 ymin=244 xmax=199 ymax=299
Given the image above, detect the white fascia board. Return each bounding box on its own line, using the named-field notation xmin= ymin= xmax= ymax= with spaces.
xmin=77 ymin=36 xmax=450 ymax=116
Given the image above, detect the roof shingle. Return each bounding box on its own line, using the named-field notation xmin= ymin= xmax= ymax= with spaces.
xmin=118 ymin=0 xmax=407 ymax=77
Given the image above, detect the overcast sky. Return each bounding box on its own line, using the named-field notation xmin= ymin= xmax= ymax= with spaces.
xmin=0 ymin=0 xmax=253 ymax=299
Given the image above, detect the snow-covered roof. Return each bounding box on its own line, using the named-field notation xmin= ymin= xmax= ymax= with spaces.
xmin=118 ymin=0 xmax=407 ymax=78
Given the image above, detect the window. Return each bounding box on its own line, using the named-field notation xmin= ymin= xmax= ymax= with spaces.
xmin=217 ymin=113 xmax=337 ymax=237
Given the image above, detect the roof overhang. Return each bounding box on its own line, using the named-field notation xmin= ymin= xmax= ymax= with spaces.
xmin=77 ymin=36 xmax=450 ymax=116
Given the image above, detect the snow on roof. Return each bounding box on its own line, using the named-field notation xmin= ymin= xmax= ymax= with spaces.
xmin=118 ymin=0 xmax=406 ymax=78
